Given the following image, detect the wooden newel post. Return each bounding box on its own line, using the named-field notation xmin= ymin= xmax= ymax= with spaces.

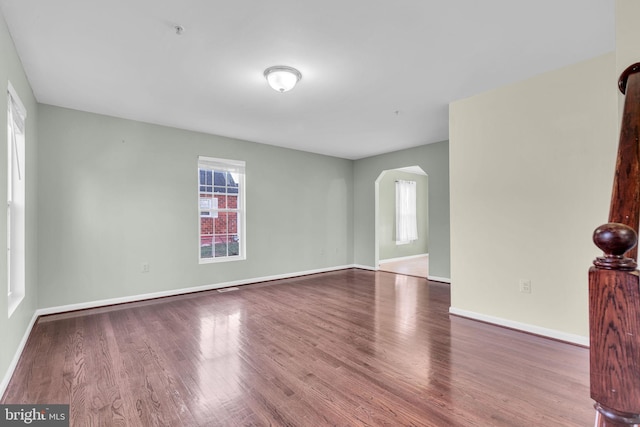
xmin=590 ymin=224 xmax=640 ymax=427
xmin=590 ymin=62 xmax=640 ymax=427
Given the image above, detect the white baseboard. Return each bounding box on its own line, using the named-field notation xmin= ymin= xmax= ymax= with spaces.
xmin=427 ymin=275 xmax=451 ymax=283
xmin=379 ymin=253 xmax=428 ymax=264
xmin=352 ymin=264 xmax=377 ymax=271
xmin=1 ymin=311 xmax=39 ymax=398
xmin=36 ymin=265 xmax=355 ymax=316
xmin=448 ymin=307 xmax=589 ymax=347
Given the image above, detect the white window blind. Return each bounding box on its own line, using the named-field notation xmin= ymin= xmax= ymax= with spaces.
xmin=395 ymin=180 xmax=417 ymax=244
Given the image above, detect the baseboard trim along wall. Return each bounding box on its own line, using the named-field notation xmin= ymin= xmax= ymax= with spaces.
xmin=37 ymin=264 xmax=358 ymax=316
xmin=378 ymin=253 xmax=428 ymax=264
xmin=353 ymin=264 xmax=377 ymax=271
xmin=1 ymin=312 xmax=39 ymax=398
xmin=448 ymin=307 xmax=589 ymax=347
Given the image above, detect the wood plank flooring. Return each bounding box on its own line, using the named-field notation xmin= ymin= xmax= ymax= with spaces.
xmin=2 ymin=269 xmax=593 ymax=426
xmin=379 ymin=255 xmax=429 ymax=278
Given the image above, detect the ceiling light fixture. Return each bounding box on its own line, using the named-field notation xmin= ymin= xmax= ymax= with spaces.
xmin=264 ymin=66 xmax=302 ymax=93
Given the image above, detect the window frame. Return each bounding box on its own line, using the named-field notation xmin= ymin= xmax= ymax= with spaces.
xmin=198 ymin=156 xmax=246 ymax=264
xmin=7 ymin=81 xmax=27 ymax=317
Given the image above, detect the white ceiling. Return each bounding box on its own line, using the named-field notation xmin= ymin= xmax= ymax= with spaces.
xmin=0 ymin=0 xmax=615 ymax=160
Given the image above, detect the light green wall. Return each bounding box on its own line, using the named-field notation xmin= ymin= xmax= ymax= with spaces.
xmin=36 ymin=102 xmax=452 ymax=309
xmin=37 ymin=105 xmax=353 ymax=308
xmin=353 ymin=141 xmax=450 ymax=279
xmin=0 ymin=12 xmax=39 ymax=390
xmin=378 ymin=170 xmax=428 ymax=261
xmin=449 ymin=53 xmax=617 ymax=339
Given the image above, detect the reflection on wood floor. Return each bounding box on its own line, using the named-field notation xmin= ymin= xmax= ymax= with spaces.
xmin=2 ymin=269 xmax=592 ymax=426
xmin=379 ymin=254 xmax=429 ymax=278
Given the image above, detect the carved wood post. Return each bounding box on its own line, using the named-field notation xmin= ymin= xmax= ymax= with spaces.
xmin=590 ymin=63 xmax=640 ymax=427
xmin=610 ymin=64 xmax=640 ymax=259
xmin=590 ymin=224 xmax=640 ymax=426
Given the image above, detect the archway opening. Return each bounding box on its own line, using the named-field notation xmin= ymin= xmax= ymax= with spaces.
xmin=374 ymin=166 xmax=428 ymax=278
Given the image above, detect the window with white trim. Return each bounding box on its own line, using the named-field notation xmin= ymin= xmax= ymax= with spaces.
xmin=7 ymin=82 xmax=26 ymax=316
xmin=395 ymin=180 xmax=418 ymax=245
xmin=198 ymin=156 xmax=245 ymax=262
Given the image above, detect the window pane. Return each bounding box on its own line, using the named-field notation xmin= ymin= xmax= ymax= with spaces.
xmin=215 ymin=194 xmax=226 ymax=209
xmin=228 ymin=172 xmax=238 ymax=193
xmin=215 ymin=212 xmax=228 ymax=235
xmin=214 ymin=239 xmax=227 ymax=257
xmin=228 ymin=211 xmax=238 ymax=233
xmin=200 ymin=236 xmax=213 ymax=259
xmin=201 ymin=217 xmax=213 ymax=235
xmin=214 ymin=234 xmax=228 ymax=258
xmin=224 ymin=172 xmax=231 ymax=189
xmin=228 ymin=195 xmax=238 ymax=209
xmin=228 ymin=235 xmax=239 ymax=256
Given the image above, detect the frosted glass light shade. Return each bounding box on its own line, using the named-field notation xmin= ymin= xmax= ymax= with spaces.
xmin=264 ymin=66 xmax=302 ymax=92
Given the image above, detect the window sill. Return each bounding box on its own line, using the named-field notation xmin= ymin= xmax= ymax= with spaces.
xmin=8 ymin=291 xmax=24 ymax=318
xmin=199 ymin=255 xmax=245 ymax=264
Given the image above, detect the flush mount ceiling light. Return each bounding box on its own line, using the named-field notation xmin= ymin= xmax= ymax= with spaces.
xmin=264 ymin=66 xmax=302 ymax=93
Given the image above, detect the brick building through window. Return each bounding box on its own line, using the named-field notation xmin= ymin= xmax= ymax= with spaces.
xmin=198 ymin=156 xmax=245 ymax=262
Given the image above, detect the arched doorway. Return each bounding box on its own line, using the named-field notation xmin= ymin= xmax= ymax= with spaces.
xmin=374 ymin=166 xmax=428 ymax=278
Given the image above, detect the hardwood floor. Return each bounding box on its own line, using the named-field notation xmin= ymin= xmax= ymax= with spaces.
xmin=379 ymin=255 xmax=429 ymax=278
xmin=2 ymin=269 xmax=592 ymax=426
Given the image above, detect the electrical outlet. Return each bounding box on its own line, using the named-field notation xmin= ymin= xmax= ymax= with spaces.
xmin=142 ymin=262 xmax=150 ymax=273
xmin=519 ymin=279 xmax=531 ymax=293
